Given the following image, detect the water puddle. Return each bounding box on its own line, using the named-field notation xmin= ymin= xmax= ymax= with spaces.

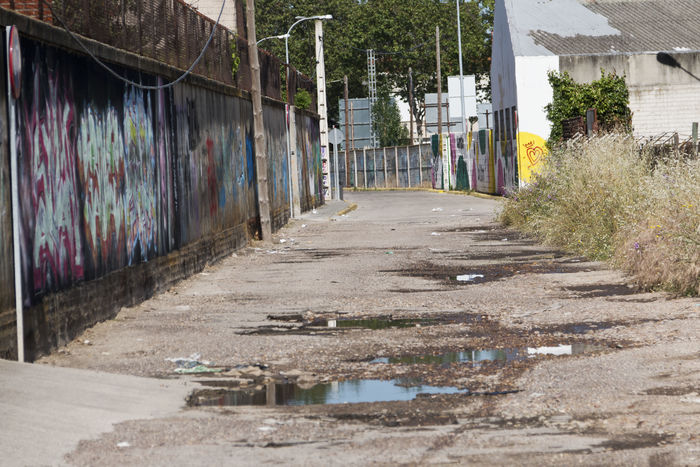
xmin=188 ymin=378 xmax=466 ymax=407
xmin=370 ymin=343 xmax=605 ymax=365
xmin=245 ymin=313 xmax=484 ymax=336
xmin=317 ymin=318 xmax=434 ymax=329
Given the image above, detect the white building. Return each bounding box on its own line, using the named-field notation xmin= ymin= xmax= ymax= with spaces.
xmin=185 ymin=0 xmax=238 ymax=32
xmin=491 ymin=0 xmax=700 ymax=191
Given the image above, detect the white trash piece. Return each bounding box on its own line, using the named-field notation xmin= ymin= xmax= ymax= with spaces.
xmin=456 ymin=274 xmax=484 ymax=282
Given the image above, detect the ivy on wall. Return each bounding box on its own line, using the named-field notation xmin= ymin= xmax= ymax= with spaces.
xmin=545 ymin=70 xmax=632 ymax=142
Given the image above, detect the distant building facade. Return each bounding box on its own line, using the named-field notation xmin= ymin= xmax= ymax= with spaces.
xmin=491 ymin=0 xmax=700 ymax=191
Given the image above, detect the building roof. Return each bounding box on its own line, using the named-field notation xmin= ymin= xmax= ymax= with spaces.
xmin=505 ymin=0 xmax=700 ymax=57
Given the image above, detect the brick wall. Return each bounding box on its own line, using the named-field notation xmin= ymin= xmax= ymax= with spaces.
xmin=22 ymin=224 xmax=248 ymax=360
xmin=0 ymin=0 xmax=51 ymax=21
xmin=630 ymin=84 xmax=700 ymax=137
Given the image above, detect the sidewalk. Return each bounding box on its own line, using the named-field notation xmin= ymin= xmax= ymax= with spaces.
xmin=297 ymin=198 xmax=355 ymax=221
xmin=0 ymin=359 xmax=189 ymax=466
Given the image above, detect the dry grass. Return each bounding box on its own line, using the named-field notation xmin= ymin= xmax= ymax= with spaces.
xmin=500 ymin=136 xmax=699 ymax=296
xmin=615 ymin=158 xmax=699 ymax=295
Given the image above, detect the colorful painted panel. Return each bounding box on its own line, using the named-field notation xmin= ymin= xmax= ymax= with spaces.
xmin=517 ymin=132 xmax=547 ymax=183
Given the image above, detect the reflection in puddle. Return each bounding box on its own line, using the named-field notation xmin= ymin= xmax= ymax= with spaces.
xmin=318 ymin=318 xmax=434 ymax=329
xmin=189 ymin=378 xmax=466 ymax=407
xmin=371 ymin=344 xmax=604 ymax=365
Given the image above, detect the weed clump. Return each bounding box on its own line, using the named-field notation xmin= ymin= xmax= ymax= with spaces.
xmin=500 ymin=136 xmax=699 ymax=295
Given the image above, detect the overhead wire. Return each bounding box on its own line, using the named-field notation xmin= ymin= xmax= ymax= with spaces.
xmin=39 ymin=0 xmax=227 ymax=91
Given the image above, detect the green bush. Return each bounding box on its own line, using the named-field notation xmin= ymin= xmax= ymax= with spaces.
xmin=295 ymin=89 xmax=312 ymax=110
xmin=545 ymin=70 xmax=632 ymax=143
xmin=500 ymin=136 xmax=699 ymax=295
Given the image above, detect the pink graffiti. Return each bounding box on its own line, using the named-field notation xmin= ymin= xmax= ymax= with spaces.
xmin=23 ymin=70 xmax=84 ymax=292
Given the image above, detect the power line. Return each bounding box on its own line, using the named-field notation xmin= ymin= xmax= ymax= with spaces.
xmin=40 ymin=0 xmax=227 ymax=91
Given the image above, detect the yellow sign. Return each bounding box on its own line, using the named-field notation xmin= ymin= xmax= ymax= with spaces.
xmin=517 ymin=132 xmax=547 ymax=182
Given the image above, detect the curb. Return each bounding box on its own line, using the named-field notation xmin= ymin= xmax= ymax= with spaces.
xmin=348 ymin=187 xmax=503 ymax=200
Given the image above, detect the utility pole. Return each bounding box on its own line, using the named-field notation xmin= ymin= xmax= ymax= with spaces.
xmin=315 ymin=20 xmax=330 ymax=200
xmin=246 ymin=0 xmax=271 ymax=242
xmin=367 ymin=49 xmax=378 ymax=147
xmin=436 ymin=25 xmax=442 ymax=136
xmin=408 ymin=67 xmax=414 ymax=144
xmin=456 ymin=0 xmax=467 ymax=135
xmin=344 ymin=75 xmax=350 ymax=186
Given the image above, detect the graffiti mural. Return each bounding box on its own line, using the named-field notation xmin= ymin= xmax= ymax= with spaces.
xmin=263 ymin=104 xmax=289 ymax=222
xmin=77 ymin=103 xmax=128 ymax=273
xmin=296 ymin=111 xmax=322 ymax=212
xmin=123 ymin=87 xmax=159 ymax=264
xmin=474 ymin=129 xmax=496 ymax=194
xmin=20 ymin=54 xmax=85 ymax=296
xmin=517 ymin=132 xmax=547 ymax=183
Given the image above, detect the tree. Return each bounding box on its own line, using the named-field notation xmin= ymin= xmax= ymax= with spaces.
xmin=372 ymin=85 xmax=409 ymax=147
xmin=254 ymin=0 xmax=494 ymax=128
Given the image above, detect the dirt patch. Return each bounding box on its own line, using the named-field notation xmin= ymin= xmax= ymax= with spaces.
xmin=641 ymin=386 xmax=700 ymax=396
xmin=595 ymin=433 xmax=674 ymax=451
xmin=561 ymin=283 xmax=640 ymax=298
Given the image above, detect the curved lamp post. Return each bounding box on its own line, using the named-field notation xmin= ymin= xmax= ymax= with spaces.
xmin=258 ymin=15 xmax=332 ymax=216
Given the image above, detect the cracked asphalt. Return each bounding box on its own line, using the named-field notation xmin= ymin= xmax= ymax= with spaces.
xmin=34 ymin=191 xmax=700 ymax=466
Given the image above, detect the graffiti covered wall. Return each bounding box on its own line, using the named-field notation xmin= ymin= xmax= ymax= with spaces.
xmin=0 ymin=34 xmax=317 ymax=358
xmin=263 ymin=104 xmax=290 ymax=228
xmin=295 ymin=111 xmax=323 ymax=212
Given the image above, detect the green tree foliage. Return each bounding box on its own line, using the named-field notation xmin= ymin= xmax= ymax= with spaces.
xmin=545 ymin=70 xmax=632 ymax=142
xmin=372 ymin=85 xmax=409 ymax=147
xmin=254 ymin=0 xmax=494 ymax=130
xmin=295 ymin=88 xmax=312 ymax=110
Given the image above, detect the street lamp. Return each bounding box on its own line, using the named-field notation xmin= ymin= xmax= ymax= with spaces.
xmin=263 ymin=15 xmax=332 ymax=215
xmin=283 ymin=15 xmax=332 ymax=212
xmin=257 ymin=15 xmax=333 ymax=217
xmin=285 ymin=15 xmax=333 ymax=70
xmin=257 ymin=33 xmax=289 ymax=46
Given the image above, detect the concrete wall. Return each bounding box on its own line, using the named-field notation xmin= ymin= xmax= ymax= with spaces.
xmin=514 ymin=55 xmax=557 ymax=184
xmin=0 ymin=12 xmax=320 ymax=359
xmin=561 ymin=52 xmax=700 ymax=137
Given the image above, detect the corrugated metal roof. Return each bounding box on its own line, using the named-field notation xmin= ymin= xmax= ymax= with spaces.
xmin=517 ymin=0 xmax=700 ymax=56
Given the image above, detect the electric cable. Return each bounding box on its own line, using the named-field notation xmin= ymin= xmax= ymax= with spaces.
xmin=40 ymin=0 xmax=227 ymax=90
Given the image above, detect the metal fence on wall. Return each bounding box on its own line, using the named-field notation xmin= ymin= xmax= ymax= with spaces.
xmin=333 ymin=144 xmax=433 ymax=190
xmin=0 ymin=0 xmax=315 ymax=102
